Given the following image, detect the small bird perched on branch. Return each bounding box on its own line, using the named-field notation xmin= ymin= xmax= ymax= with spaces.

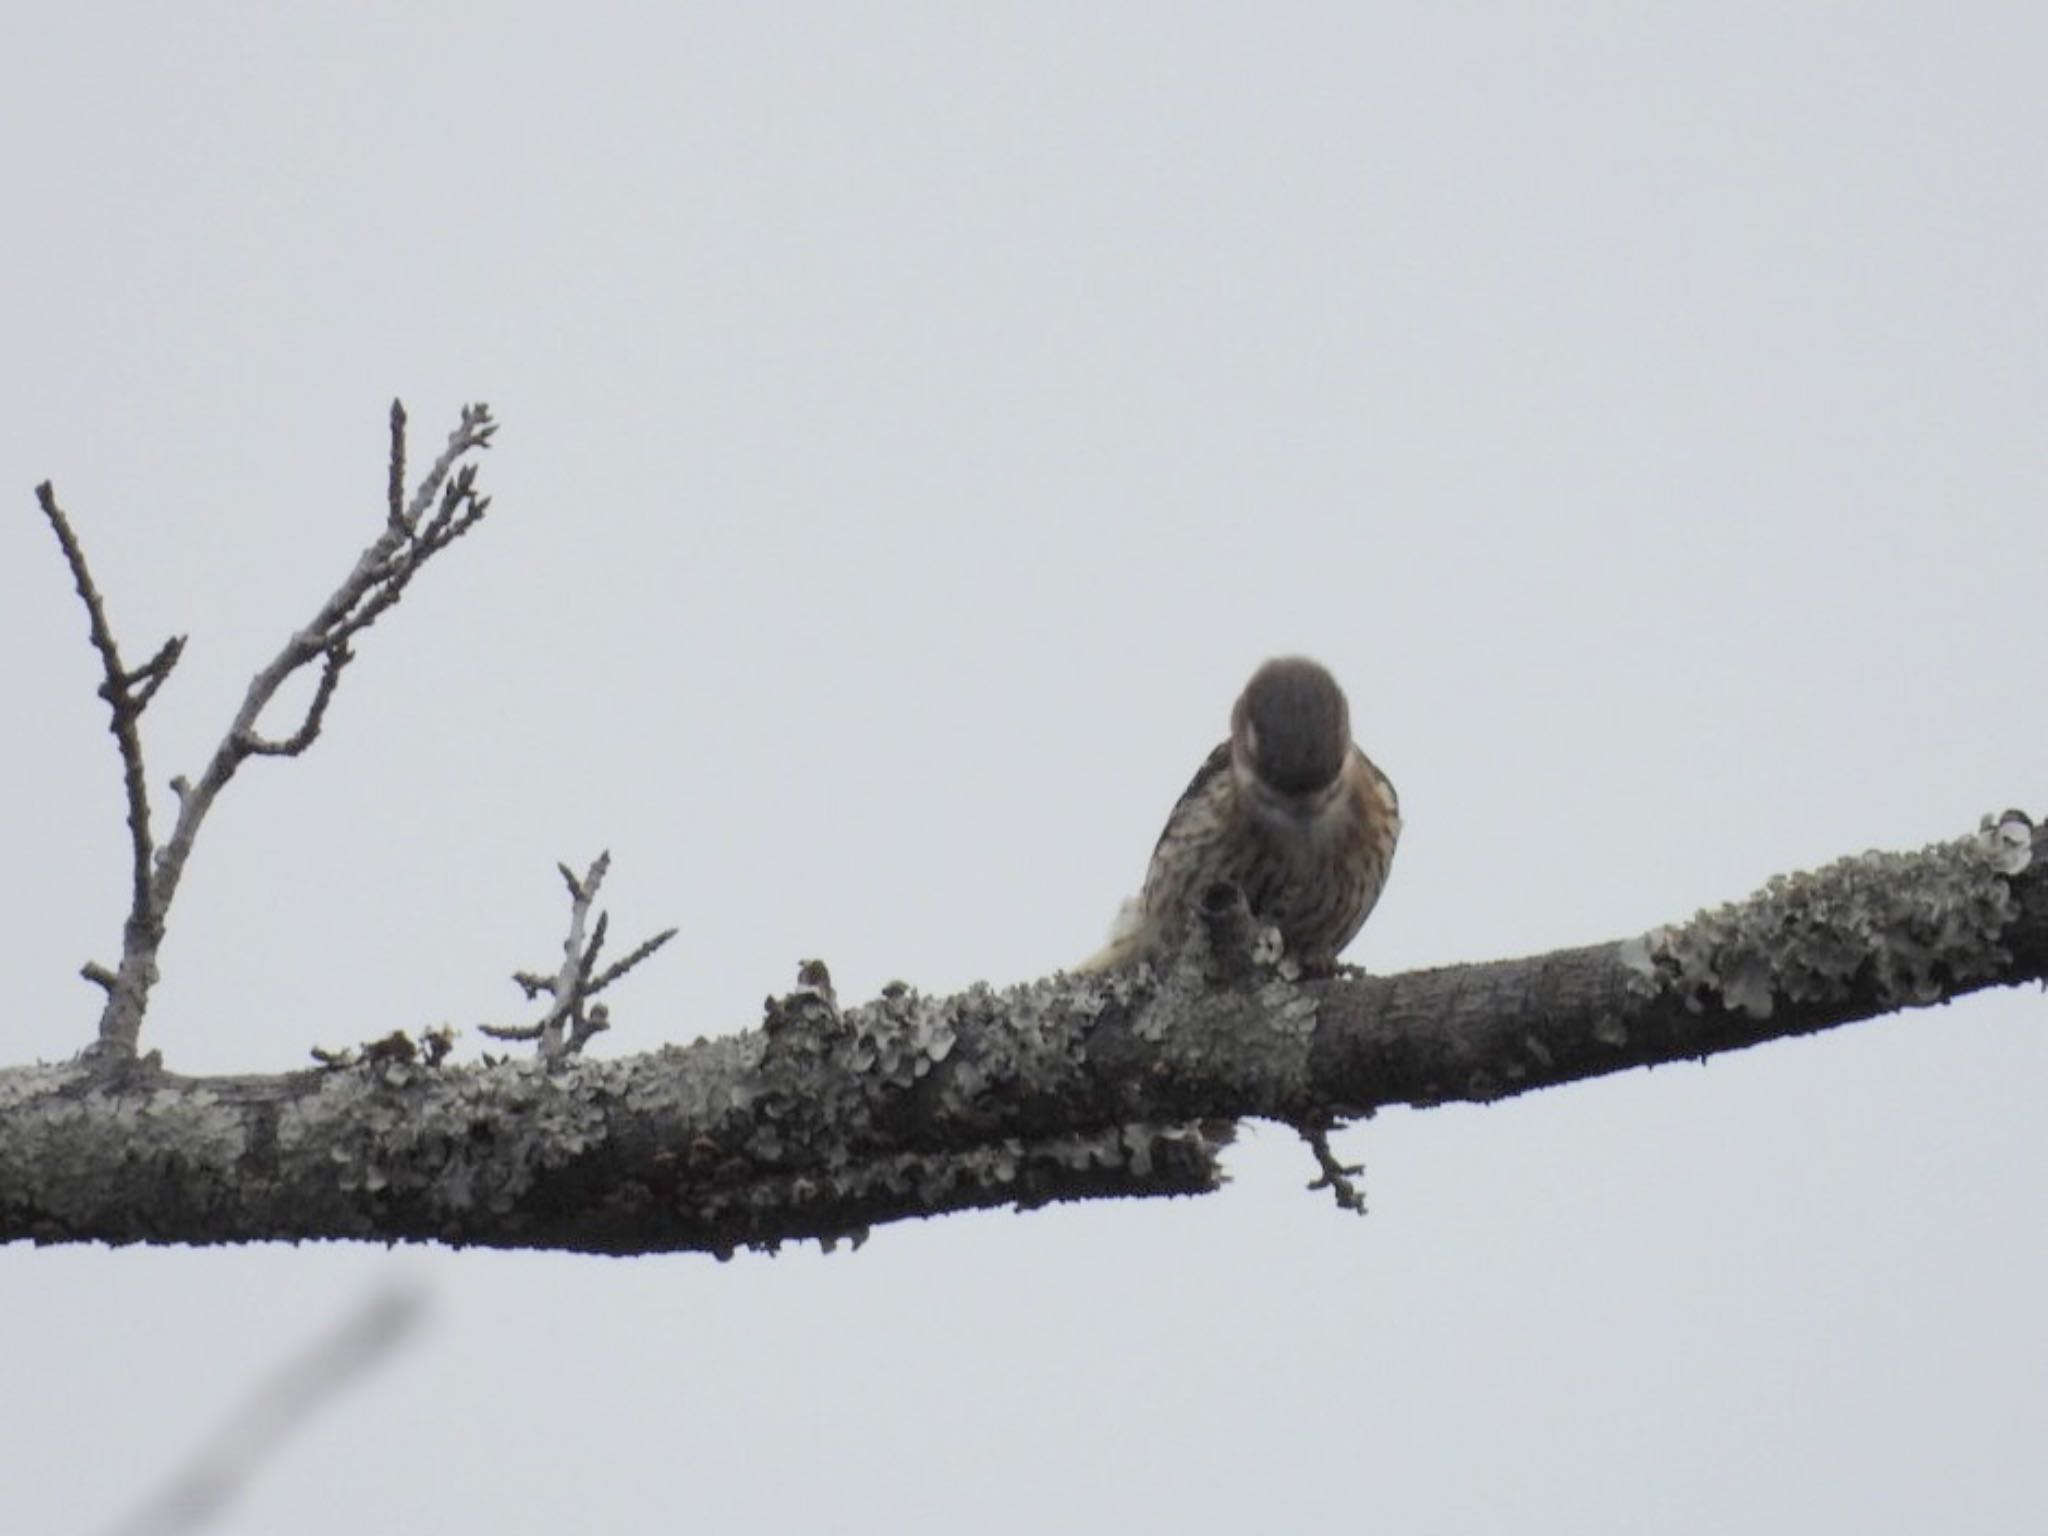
xmin=1079 ymin=657 xmax=1400 ymax=974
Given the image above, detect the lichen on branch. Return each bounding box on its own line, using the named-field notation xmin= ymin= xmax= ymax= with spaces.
xmin=2 ymin=814 xmax=2041 ymax=1258
xmin=1621 ymin=811 xmax=2035 ymax=1019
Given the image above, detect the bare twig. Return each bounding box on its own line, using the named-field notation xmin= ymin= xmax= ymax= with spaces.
xmin=99 ymin=1282 xmax=429 ymax=1536
xmin=540 ymin=852 xmax=605 ymax=1059
xmin=126 ymin=635 xmax=186 ymax=710
xmin=479 ymin=853 xmax=675 ymax=1060
xmin=384 ymin=399 xmax=406 ymax=529
xmin=1297 ymin=1119 xmax=1369 ymax=1215
xmin=241 ymin=644 xmax=352 ymax=757
xmin=34 ymin=483 xmax=185 ymax=991
xmin=33 ymin=403 xmax=497 ymax=1055
xmin=568 ymin=1003 xmax=612 ymax=1053
xmin=559 ymin=859 xmax=589 ymax=901
xmin=590 ymin=927 xmax=679 ymax=997
xmin=510 ymin=970 xmax=552 ymax=1000
xmin=580 ymin=908 xmax=611 ymax=979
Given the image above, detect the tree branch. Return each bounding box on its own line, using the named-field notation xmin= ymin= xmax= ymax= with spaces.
xmin=30 ymin=404 xmax=497 ymax=1056
xmin=477 ymin=853 xmax=676 ymax=1062
xmin=99 ymin=1282 xmax=428 ymax=1536
xmin=3 ymin=814 xmax=2038 ymax=1260
xmin=33 ymin=483 xmax=185 ymax=1023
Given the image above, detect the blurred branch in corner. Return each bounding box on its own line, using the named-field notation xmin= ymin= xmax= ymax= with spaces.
xmin=101 ymin=1280 xmax=431 ymax=1536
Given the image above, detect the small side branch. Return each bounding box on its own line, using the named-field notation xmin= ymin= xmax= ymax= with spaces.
xmin=241 ymin=645 xmax=351 ymax=757
xmin=385 ymin=399 xmax=407 ymax=529
xmin=125 ymin=635 xmax=186 ymax=711
xmin=32 ymin=404 xmax=498 ymax=1056
xmin=1296 ymin=1119 xmax=1368 ymax=1215
xmin=34 ymin=483 xmax=185 ymax=991
xmin=481 ymin=853 xmax=677 ymax=1061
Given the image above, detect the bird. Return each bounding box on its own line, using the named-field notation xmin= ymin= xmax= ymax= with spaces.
xmin=1077 ymin=656 xmax=1399 ymax=974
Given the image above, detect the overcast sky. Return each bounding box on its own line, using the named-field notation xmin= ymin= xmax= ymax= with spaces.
xmin=4 ymin=6 xmax=2046 ymax=1533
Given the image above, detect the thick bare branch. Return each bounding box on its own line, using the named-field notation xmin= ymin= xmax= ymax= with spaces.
xmin=3 ymin=815 xmax=2039 ymax=1260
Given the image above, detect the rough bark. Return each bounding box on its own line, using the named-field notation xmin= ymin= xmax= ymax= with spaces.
xmin=3 ymin=816 xmax=2039 ymax=1259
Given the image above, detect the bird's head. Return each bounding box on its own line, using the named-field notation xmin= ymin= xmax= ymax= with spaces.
xmin=1229 ymin=656 xmax=1352 ymax=805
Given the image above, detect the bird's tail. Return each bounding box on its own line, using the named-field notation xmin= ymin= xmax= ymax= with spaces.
xmin=1071 ymin=897 xmax=1149 ymax=974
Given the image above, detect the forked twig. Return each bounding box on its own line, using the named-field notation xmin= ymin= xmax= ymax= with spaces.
xmin=34 ymin=402 xmax=498 ymax=1054
xmin=480 ymin=852 xmax=677 ymax=1061
xmin=1298 ymin=1118 xmax=1369 ymax=1216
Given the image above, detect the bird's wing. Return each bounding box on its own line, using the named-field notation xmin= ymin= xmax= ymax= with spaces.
xmin=1150 ymin=740 xmax=1232 ymax=860
xmin=1072 ymin=740 xmax=1231 ymax=974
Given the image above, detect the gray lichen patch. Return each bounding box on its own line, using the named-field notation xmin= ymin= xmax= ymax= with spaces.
xmin=0 ymin=1062 xmax=264 ymax=1239
xmin=2 ymin=1061 xmax=244 ymax=1190
xmin=1254 ymin=977 xmax=1320 ymax=1041
xmin=684 ymin=965 xmax=1233 ymax=1244
xmin=276 ymin=1053 xmax=637 ymax=1228
xmin=1622 ymin=816 xmax=2034 ymax=1020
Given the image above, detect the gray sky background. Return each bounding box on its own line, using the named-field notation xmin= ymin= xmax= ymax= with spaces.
xmin=5 ymin=7 xmax=2045 ymax=1532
